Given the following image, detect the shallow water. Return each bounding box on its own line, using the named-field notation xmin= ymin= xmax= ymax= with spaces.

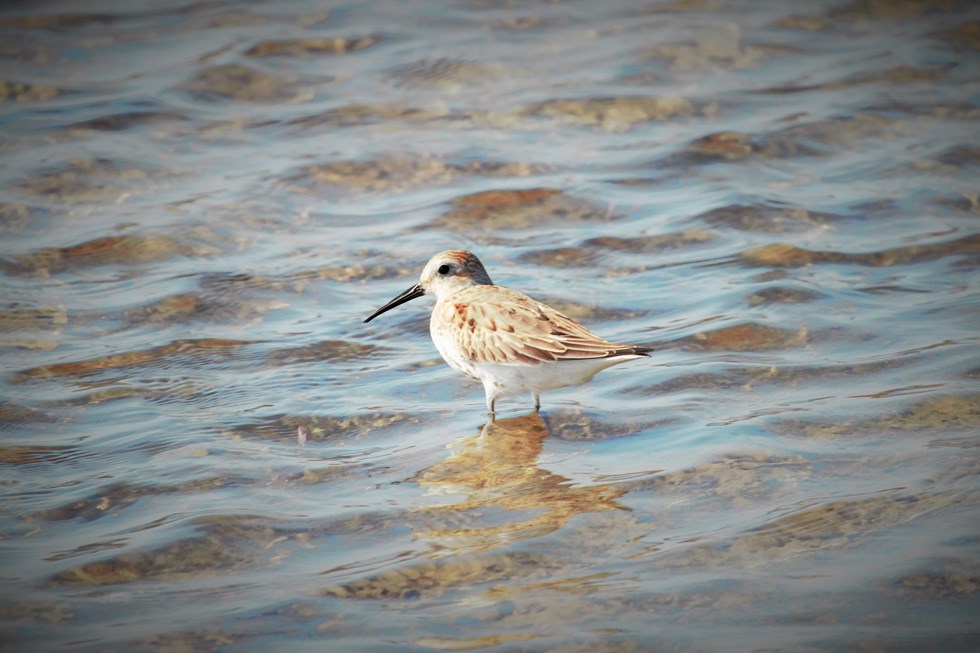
xmin=2 ymin=0 xmax=979 ymax=651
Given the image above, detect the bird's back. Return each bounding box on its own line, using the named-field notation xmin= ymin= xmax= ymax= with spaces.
xmin=432 ymin=284 xmax=649 ymax=366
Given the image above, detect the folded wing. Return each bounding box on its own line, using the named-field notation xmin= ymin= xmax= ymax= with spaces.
xmin=445 ymin=286 xmax=649 ymax=365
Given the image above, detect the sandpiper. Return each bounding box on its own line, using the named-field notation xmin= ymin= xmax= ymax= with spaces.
xmin=364 ymin=250 xmax=650 ymax=417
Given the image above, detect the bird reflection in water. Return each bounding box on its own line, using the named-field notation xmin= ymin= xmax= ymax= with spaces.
xmin=410 ymin=412 xmax=629 ymax=554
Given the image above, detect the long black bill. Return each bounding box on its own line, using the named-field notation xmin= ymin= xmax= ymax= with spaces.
xmin=364 ymin=283 xmax=425 ymax=323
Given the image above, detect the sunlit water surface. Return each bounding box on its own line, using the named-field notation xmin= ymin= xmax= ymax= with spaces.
xmin=2 ymin=0 xmax=979 ymax=651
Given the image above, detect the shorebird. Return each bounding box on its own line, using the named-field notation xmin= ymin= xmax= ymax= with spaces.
xmin=364 ymin=250 xmax=650 ymax=417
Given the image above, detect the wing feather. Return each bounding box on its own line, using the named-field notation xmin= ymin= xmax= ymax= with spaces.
xmin=445 ymin=286 xmax=647 ymax=366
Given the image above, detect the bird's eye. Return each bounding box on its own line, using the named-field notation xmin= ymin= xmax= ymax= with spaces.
xmin=437 ymin=264 xmax=451 ymax=275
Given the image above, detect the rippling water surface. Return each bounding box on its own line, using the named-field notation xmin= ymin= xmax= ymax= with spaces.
xmin=2 ymin=0 xmax=979 ymax=651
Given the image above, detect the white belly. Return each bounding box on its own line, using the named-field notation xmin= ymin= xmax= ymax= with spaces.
xmin=471 ymin=356 xmax=641 ymax=398
xmin=431 ymin=325 xmax=640 ymax=398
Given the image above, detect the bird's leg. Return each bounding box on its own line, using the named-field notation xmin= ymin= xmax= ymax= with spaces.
xmin=532 ymin=392 xmax=540 ymax=412
xmin=484 ymin=382 xmax=500 ymax=421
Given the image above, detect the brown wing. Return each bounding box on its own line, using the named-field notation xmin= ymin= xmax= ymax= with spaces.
xmin=444 ymin=286 xmax=648 ymax=365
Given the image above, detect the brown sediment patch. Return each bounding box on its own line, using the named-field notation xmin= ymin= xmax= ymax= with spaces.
xmin=745 ymin=286 xmax=824 ymax=306
xmin=55 ymin=384 xmax=178 ymax=407
xmin=322 ymin=551 xmax=556 ymax=600
xmin=0 ymin=601 xmax=75 ymax=624
xmin=0 ymin=13 xmax=116 ymax=29
xmin=741 ymin=243 xmax=826 ymax=267
xmin=265 ymin=340 xmax=385 ymax=365
xmin=893 ymin=558 xmax=980 ymax=598
xmin=677 ymin=130 xmax=819 ymax=162
xmin=0 ymin=42 xmax=56 ymax=65
xmin=430 ymin=188 xmax=615 ymax=231
xmin=479 ymin=588 xmax=704 ymax=649
xmin=51 ymin=512 xmax=339 ymax=584
xmin=937 ymin=193 xmax=980 ymax=215
xmin=290 ymin=263 xmax=412 ymax=284
xmin=52 ymin=534 xmax=258 ymax=585
xmin=139 ymin=631 xmax=240 ymax=651
xmin=830 ymin=0 xmax=968 ymax=22
xmin=583 ymin=229 xmax=716 ymax=254
xmin=8 ymin=227 xmax=224 ymax=276
xmin=319 ymin=511 xmax=405 ymax=537
xmin=518 ymin=247 xmax=599 ymax=268
xmin=856 ymin=284 xmax=931 ymax=295
xmin=769 ymin=113 xmax=907 ymax=153
xmin=13 ymin=158 xmax=175 ymax=206
xmin=8 ymin=234 xmax=184 ymax=275
xmin=224 ymin=412 xmax=417 ymax=443
xmin=179 ymin=63 xmax=316 ymax=103
xmin=123 ymin=292 xmax=204 ymax=325
xmin=196 ymin=10 xmax=304 ymax=29
xmin=0 ymin=305 xmax=67 ymax=349
xmin=288 ymin=102 xmax=451 ymax=128
xmin=897 ymin=144 xmax=980 ymax=177
xmin=175 ymin=7 xmax=331 ymax=30
xmin=246 ymin=35 xmax=381 ymax=57
xmin=122 ymin=291 xmax=289 ymax=326
xmin=779 ymin=1 xmax=968 ymax=30
xmin=522 ymin=95 xmax=697 ymax=131
xmin=657 ymin=492 xmax=956 ymax=569
xmin=63 ymin=110 xmax=187 ymax=132
xmin=658 ymin=115 xmax=909 ymax=169
xmin=194 ymin=265 xmax=412 ymax=300
xmin=691 ymin=203 xmax=844 ymax=233
xmin=0 ymin=444 xmax=75 ymax=466
xmin=0 ymin=79 xmax=65 ymax=102
xmin=0 ymin=401 xmax=56 ymax=429
xmin=684 ymin=131 xmax=771 ymax=161
xmin=415 ymin=633 xmax=548 ymax=650
xmin=487 ymin=14 xmax=568 ymax=31
xmin=865 ymin=99 xmax=980 ymax=124
xmin=397 ymin=358 xmax=450 ymax=375
xmin=389 ymin=58 xmax=510 ymax=91
xmin=0 ymin=203 xmax=32 ymax=234
xmin=751 ymin=269 xmax=791 ymax=282
xmin=198 ymin=271 xmax=301 ymax=294
xmin=624 ymin=453 xmax=812 ymax=504
xmin=520 ymin=229 xmax=715 ymax=268
xmin=544 ymin=409 xmax=674 ymax=441
xmin=776 ymin=14 xmax=831 ymax=30
xmin=773 ymin=393 xmax=980 ymax=439
xmin=945 ymin=20 xmax=980 ymax=50
xmin=929 ymin=144 xmax=980 ymax=168
xmin=33 ymin=476 xmax=251 ymax=522
xmin=528 ymin=298 xmax=647 ymax=324
xmin=639 ymin=359 xmax=903 ymax=395
xmin=65 ymin=380 xmax=221 ymax=406
xmin=740 ymin=233 xmax=980 ymax=267
xmin=678 ymin=322 xmax=808 ymax=351
xmin=291 ymin=462 xmax=370 ymax=486
xmin=642 ymin=24 xmax=789 ymax=74
xmin=290 ymin=156 xmax=545 ymax=196
xmin=761 ymin=65 xmax=946 ymax=94
xmin=13 ymin=338 xmax=254 ymax=382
